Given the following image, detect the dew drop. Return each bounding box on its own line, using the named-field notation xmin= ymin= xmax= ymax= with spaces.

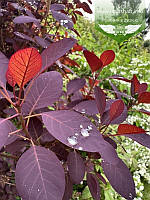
xmin=81 ymin=129 xmax=90 ymax=137
xmin=80 ymin=124 xmax=83 ymax=128
xmin=78 ymin=147 xmax=83 ymax=150
xmin=67 ymin=136 xmax=78 ymax=146
xmin=129 ymin=193 xmax=132 ymax=198
xmin=37 ymin=188 xmax=40 ymax=192
xmin=81 ymin=109 xmax=85 ymax=113
xmin=75 ymin=133 xmax=79 ymax=136
xmin=87 ymin=125 xmax=92 ymax=130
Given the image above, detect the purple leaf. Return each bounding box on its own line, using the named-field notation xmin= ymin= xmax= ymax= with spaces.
xmin=67 ymin=151 xmax=85 ymax=184
xmin=5 ymin=140 xmax=27 ymax=154
xmin=15 ymin=146 xmax=65 ymax=200
xmin=50 ymin=4 xmax=65 ymax=11
xmin=13 ymin=16 xmax=40 ymax=24
xmin=71 ymin=91 xmax=83 ymax=101
xmin=40 ymin=129 xmax=55 ymax=144
xmin=41 ymin=38 xmax=76 ymax=71
xmin=62 ymin=173 xmax=73 ymax=200
xmin=101 ymin=100 xmax=127 ymax=125
xmin=67 ymin=99 xmax=83 ymax=109
xmin=50 ymin=142 xmax=69 ymax=161
xmin=87 ymin=173 xmax=101 ymax=200
xmin=42 ymin=110 xmax=120 ymax=164
xmin=0 ymin=51 xmax=9 ymax=88
xmin=51 ymin=10 xmax=74 ymax=29
xmin=73 ymin=100 xmax=99 ymax=115
xmin=67 ymin=78 xmax=86 ymax=95
xmin=95 ymin=172 xmax=107 ymax=185
xmin=14 ymin=32 xmax=34 ymax=42
xmin=103 ymin=137 xmax=117 ymax=149
xmin=34 ymin=36 xmax=50 ymax=48
xmin=125 ymin=133 xmax=150 ymax=149
xmin=94 ymin=86 xmax=106 ymax=116
xmin=28 ymin=117 xmax=43 ymax=140
xmin=102 ymin=158 xmax=136 ymax=200
xmin=22 ymin=71 xmax=63 ymax=114
xmin=109 ymin=80 xmax=121 ymax=99
xmin=10 ymin=3 xmax=24 ymax=11
xmin=0 ymin=118 xmax=17 ymax=150
xmin=108 ymin=75 xmax=131 ymax=83
xmin=25 ymin=10 xmax=41 ymax=29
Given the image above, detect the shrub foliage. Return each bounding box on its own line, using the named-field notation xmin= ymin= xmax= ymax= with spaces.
xmin=0 ymin=0 xmax=150 ymax=199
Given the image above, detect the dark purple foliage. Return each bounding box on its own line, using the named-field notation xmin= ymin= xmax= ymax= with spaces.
xmin=109 ymin=80 xmax=121 ymax=99
xmin=67 ymin=151 xmax=85 ymax=184
xmin=13 ymin=16 xmax=40 ymax=25
xmin=22 ymin=71 xmax=63 ymax=114
xmin=0 ymin=52 xmax=9 ymax=88
xmin=50 ymin=4 xmax=65 ymax=11
xmin=51 ymin=11 xmax=74 ymax=29
xmin=14 ymin=32 xmax=35 ymax=42
xmin=5 ymin=140 xmax=27 ymax=154
xmin=125 ymin=133 xmax=150 ymax=149
xmin=0 ymin=118 xmax=17 ymax=150
xmin=62 ymin=173 xmax=73 ymax=200
xmin=101 ymin=100 xmax=128 ymax=125
xmin=28 ymin=117 xmax=43 ymax=140
xmin=94 ymin=86 xmax=106 ymax=116
xmin=87 ymin=173 xmax=101 ymax=200
xmin=73 ymin=100 xmax=99 ymax=115
xmin=41 ymin=38 xmax=76 ymax=71
xmin=15 ymin=146 xmax=65 ymax=200
xmin=42 ymin=110 xmax=119 ymax=164
xmin=67 ymin=78 xmax=86 ymax=95
xmin=34 ymin=36 xmax=50 ymax=48
xmin=0 ymin=1 xmax=149 ymax=199
xmin=102 ymin=158 xmax=136 ymax=200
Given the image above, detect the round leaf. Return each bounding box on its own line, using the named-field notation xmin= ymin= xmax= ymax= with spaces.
xmin=8 ymin=48 xmax=42 ymax=87
xmin=15 ymin=146 xmax=65 ymax=200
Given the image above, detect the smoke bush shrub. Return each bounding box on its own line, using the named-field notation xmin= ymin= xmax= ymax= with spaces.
xmin=0 ymin=0 xmax=150 ymax=200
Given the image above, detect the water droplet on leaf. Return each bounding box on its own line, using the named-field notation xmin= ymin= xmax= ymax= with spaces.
xmin=78 ymin=147 xmax=83 ymax=150
xmin=129 ymin=193 xmax=132 ymax=198
xmin=80 ymin=124 xmax=83 ymax=128
xmin=81 ymin=109 xmax=85 ymax=113
xmin=81 ymin=128 xmax=90 ymax=137
xmin=67 ymin=136 xmax=78 ymax=146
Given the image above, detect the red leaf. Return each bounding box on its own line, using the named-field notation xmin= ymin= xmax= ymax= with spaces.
xmin=100 ymin=50 xmax=115 ymax=67
xmin=87 ymin=0 xmax=92 ymax=4
xmin=6 ymin=69 xmax=16 ymax=87
xmin=117 ymin=124 xmax=146 ymax=135
xmin=8 ymin=48 xmax=42 ymax=87
xmin=79 ymin=2 xmax=92 ymax=14
xmin=138 ymin=83 xmax=148 ymax=94
xmin=131 ymin=75 xmax=148 ymax=96
xmin=72 ymin=43 xmax=83 ymax=51
xmin=74 ymin=10 xmax=83 ymax=16
xmin=89 ymin=77 xmax=100 ymax=87
xmin=109 ymin=99 xmax=124 ymax=121
xmin=131 ymin=75 xmax=140 ymax=96
xmin=61 ymin=57 xmax=80 ymax=68
xmin=138 ymin=92 xmax=150 ymax=104
xmin=83 ymin=50 xmax=103 ymax=72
